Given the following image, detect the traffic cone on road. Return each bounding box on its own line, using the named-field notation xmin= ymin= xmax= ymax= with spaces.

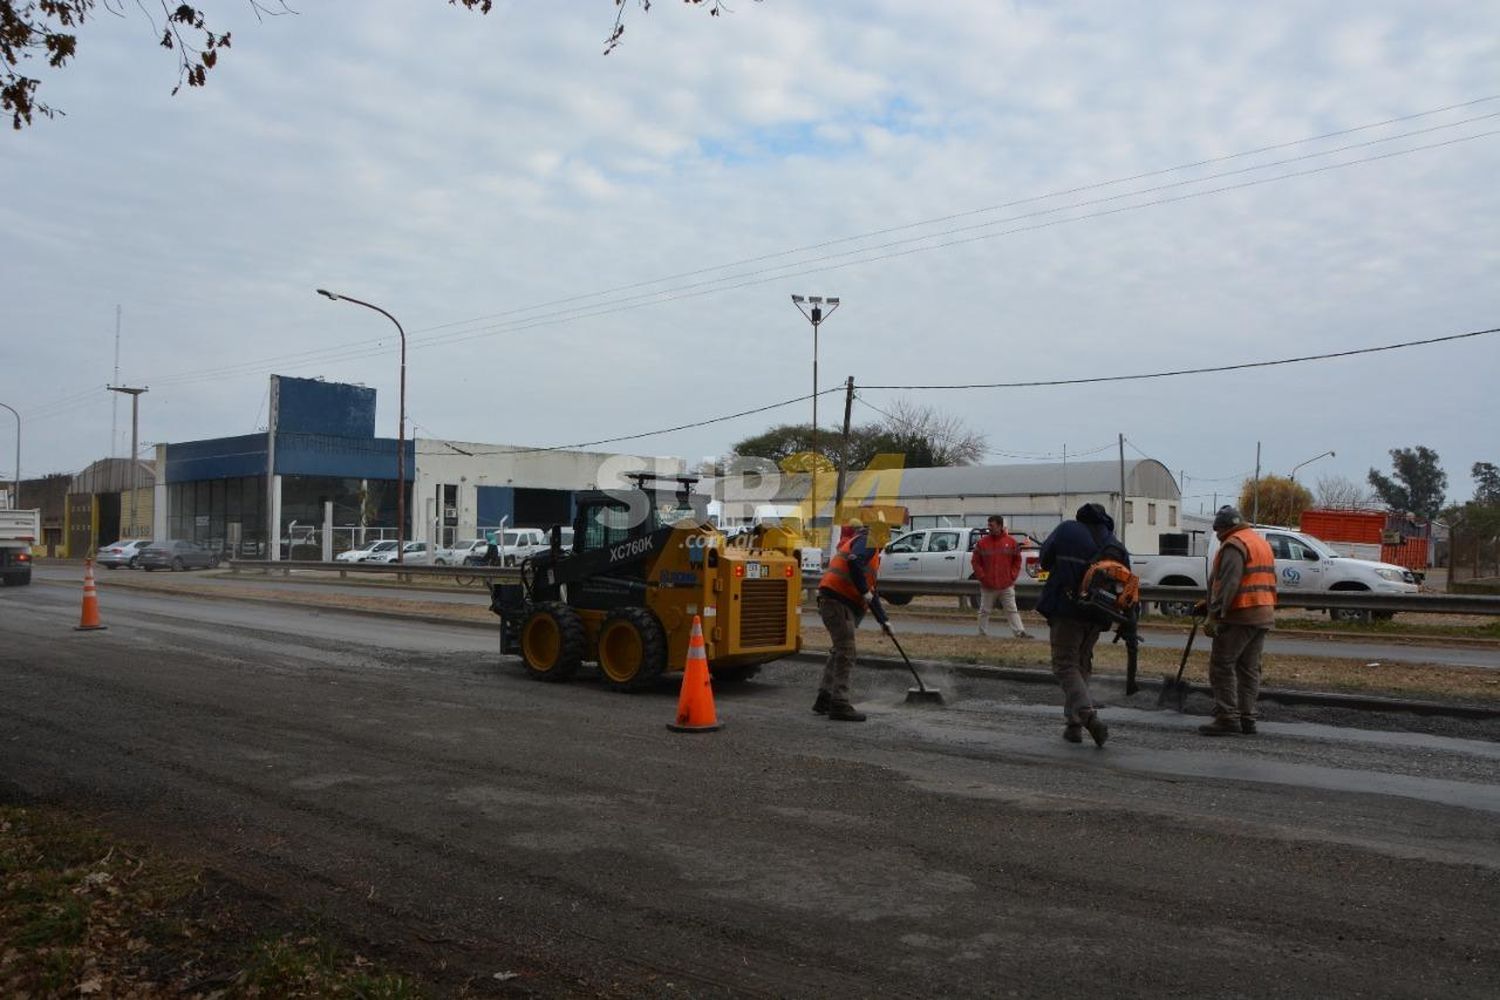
xmin=75 ymin=559 xmax=108 ymax=632
xmin=667 ymin=616 xmax=721 ymax=733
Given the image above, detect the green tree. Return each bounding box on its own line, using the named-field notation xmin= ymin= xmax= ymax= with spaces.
xmin=1238 ymin=475 xmax=1313 ymax=527
xmin=3 ymin=0 xmax=734 ymax=129
xmin=731 ymin=403 xmax=985 ymax=473
xmin=1367 ymin=446 xmax=1447 ymax=519
xmin=1473 ymin=462 xmax=1500 ymax=506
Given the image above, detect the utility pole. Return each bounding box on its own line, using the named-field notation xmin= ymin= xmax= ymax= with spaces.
xmin=834 ymin=377 xmax=855 ymax=515
xmin=107 ymin=386 xmax=148 ymax=537
xmin=1253 ymin=441 xmax=1262 ymax=525
xmin=1118 ymin=433 xmax=1127 ymax=542
xmin=0 ymin=402 xmax=18 ymax=510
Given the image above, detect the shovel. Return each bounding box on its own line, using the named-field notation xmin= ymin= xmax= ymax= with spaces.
xmin=882 ymin=623 xmax=946 ymax=706
xmin=1157 ymin=617 xmax=1202 ymax=712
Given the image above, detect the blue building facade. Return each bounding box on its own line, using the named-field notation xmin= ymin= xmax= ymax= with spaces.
xmin=162 ymin=376 xmax=411 ymax=557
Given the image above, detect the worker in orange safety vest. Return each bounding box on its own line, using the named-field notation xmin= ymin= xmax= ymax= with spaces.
xmin=813 ymin=521 xmax=888 ymax=722
xmin=1193 ymin=505 xmax=1278 ymax=736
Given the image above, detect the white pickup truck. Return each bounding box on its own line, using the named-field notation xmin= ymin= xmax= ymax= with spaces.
xmin=1 ymin=508 xmax=38 ymax=586
xmin=879 ymin=526 xmax=1042 ymax=607
xmin=1133 ymin=524 xmax=1419 ymax=621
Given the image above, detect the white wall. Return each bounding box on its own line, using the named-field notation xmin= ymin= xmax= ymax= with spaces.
xmin=411 ymin=441 xmax=684 ymax=543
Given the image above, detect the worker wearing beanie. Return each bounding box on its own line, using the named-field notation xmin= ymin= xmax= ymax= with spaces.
xmin=1036 ymin=502 xmax=1127 ymax=746
xmin=1194 ymin=506 xmax=1277 ymax=736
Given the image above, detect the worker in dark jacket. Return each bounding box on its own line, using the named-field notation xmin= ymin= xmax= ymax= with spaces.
xmin=814 ymin=521 xmax=888 ymax=722
xmin=1194 ymin=506 xmax=1277 ymax=736
xmin=1037 ymin=503 xmax=1128 ymax=746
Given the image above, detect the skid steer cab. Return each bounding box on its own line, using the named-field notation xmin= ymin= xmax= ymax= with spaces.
xmin=489 ymin=474 xmax=803 ymax=691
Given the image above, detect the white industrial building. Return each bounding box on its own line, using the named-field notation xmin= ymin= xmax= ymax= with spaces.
xmin=734 ymin=458 xmax=1187 ymax=555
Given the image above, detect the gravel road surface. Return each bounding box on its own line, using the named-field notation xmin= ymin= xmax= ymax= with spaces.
xmin=3 ymin=579 xmax=1498 ymax=998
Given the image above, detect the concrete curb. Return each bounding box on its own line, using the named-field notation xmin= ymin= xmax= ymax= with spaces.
xmin=787 ymin=651 xmax=1500 ymax=722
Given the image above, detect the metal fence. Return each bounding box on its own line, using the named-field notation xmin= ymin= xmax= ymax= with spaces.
xmin=1450 ymin=518 xmax=1500 ymax=588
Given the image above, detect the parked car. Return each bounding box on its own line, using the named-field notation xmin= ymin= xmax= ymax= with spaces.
xmin=337 ymin=539 xmax=398 ymax=563
xmin=366 ymin=541 xmax=455 ymax=565
xmin=96 ymin=538 xmax=152 ymax=570
xmin=496 ymin=528 xmax=550 ymax=566
xmin=1132 ymin=524 xmax=1420 ymax=621
xmin=880 ymin=526 xmax=1041 ymax=607
xmin=453 ymin=538 xmax=493 ymax=565
xmin=139 ymin=539 xmax=221 ymax=571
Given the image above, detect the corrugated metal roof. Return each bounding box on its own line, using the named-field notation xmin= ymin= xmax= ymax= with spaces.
xmin=764 ymin=459 xmax=1179 ymax=502
xmin=70 ymin=458 xmax=156 ymax=495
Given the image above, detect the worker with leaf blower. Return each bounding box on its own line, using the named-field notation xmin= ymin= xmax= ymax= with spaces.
xmin=1193 ymin=505 xmax=1277 ymax=736
xmin=813 ymin=519 xmax=889 ymax=722
xmin=1037 ymin=503 xmax=1130 ymax=746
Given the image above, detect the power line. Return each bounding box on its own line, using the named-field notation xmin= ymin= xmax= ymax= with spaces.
xmin=862 ymin=325 xmax=1500 ymax=391
xmin=440 ymin=385 xmax=848 ymax=458
xmin=30 ymin=99 xmax=1497 ymax=412
xmin=327 ymin=95 xmax=1500 ymax=339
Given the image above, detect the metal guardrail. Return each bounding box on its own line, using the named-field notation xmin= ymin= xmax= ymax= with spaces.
xmin=224 ymin=560 xmax=1499 ymax=615
xmin=876 ymin=578 xmax=1500 ymax=616
xmin=226 ymin=559 xmax=519 ymax=584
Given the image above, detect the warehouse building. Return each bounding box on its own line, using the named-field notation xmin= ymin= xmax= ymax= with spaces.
xmin=733 ymin=458 xmax=1184 ymax=555
xmin=152 ymin=375 xmax=681 ymax=559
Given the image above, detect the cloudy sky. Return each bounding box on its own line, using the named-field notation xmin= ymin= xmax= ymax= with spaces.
xmin=4 ymin=0 xmax=1498 ymax=513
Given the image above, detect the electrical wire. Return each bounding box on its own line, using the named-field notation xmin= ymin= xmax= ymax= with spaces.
xmin=404 ymin=95 xmax=1500 ymax=337
xmin=439 ymin=385 xmax=848 ymax=457
xmin=862 ymin=325 xmax=1499 ymax=390
xmin=28 ymin=99 xmax=1498 ymax=412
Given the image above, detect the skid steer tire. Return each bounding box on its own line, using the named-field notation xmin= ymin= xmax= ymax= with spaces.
xmin=597 ymin=607 xmax=668 ymax=692
xmin=520 ymin=602 xmax=585 ymax=682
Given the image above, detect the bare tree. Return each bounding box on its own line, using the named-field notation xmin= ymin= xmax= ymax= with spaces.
xmin=873 ymin=398 xmax=987 ymax=467
xmin=1314 ymin=474 xmax=1374 ymax=509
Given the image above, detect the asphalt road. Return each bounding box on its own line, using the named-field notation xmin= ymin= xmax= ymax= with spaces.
xmin=34 ymin=565 xmax=1500 ymax=669
xmin=3 ymin=580 xmax=1499 ymax=998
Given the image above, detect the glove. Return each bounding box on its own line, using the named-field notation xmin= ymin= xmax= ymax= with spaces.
xmin=867 ymin=593 xmax=890 ymax=627
xmin=1191 ymin=600 xmax=1208 ymax=618
xmin=1203 ymin=620 xmax=1219 ymax=639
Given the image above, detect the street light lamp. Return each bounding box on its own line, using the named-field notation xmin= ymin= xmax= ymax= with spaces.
xmin=1291 ymin=450 xmax=1336 ymax=482
xmin=791 ymin=295 xmax=839 ymax=552
xmin=317 ymin=289 xmax=408 ymax=563
xmin=0 ymin=402 xmax=18 ymax=510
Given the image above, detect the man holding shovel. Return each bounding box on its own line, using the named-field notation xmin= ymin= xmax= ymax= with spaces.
xmin=813 ymin=520 xmax=889 ymax=722
xmin=1194 ymin=505 xmax=1277 ymax=736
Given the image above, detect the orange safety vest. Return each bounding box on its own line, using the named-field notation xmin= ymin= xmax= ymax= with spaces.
xmin=1212 ymin=527 xmax=1277 ymax=611
xmin=819 ymin=535 xmax=882 ymax=607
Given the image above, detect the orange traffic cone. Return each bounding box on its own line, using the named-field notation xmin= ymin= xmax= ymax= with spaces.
xmin=667 ymin=616 xmax=721 ymax=733
xmin=75 ymin=558 xmax=108 ymax=632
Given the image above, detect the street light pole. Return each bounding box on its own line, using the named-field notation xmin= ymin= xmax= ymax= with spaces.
xmin=0 ymin=402 xmax=18 ymax=510
xmin=106 ymin=386 xmax=148 ymax=536
xmin=791 ymin=294 xmax=839 ymax=551
xmin=317 ymin=289 xmax=408 ymax=562
xmin=1291 ymin=450 xmax=1336 ymax=482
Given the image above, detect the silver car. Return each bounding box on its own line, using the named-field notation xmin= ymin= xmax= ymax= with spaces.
xmin=96 ymin=538 xmax=151 ymax=570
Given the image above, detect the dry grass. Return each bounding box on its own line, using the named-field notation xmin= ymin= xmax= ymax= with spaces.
xmin=805 ymin=629 xmax=1500 ymax=704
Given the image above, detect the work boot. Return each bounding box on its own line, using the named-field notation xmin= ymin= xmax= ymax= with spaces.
xmin=1082 ymin=711 xmax=1109 ymax=747
xmin=826 ymin=701 xmax=867 ymax=722
xmin=1013 ymin=630 xmax=1032 ymax=639
xmin=1240 ymin=718 xmax=1258 ymax=735
xmin=1198 ymin=717 xmax=1241 ymax=737
xmin=812 ymin=690 xmax=831 ymax=715
xmin=1063 ymin=723 xmax=1084 ymax=744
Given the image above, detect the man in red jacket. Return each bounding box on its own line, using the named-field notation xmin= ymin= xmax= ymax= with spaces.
xmin=971 ymin=515 xmax=1030 ymax=638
